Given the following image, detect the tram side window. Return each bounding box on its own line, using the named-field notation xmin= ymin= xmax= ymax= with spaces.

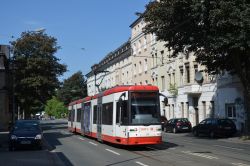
xmin=68 ymin=110 xmax=71 ymax=121
xmin=93 ymin=105 xmax=97 ymax=124
xmin=77 ymin=109 xmax=81 ymax=122
xmin=102 ymin=102 xmax=113 ymax=125
xmin=72 ymin=109 xmax=75 ymax=122
xmin=116 ymin=101 xmax=128 ymax=125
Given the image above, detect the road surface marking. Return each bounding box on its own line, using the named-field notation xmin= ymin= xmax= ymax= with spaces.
xmin=213 ymin=145 xmax=243 ymax=151
xmin=232 ymin=163 xmax=250 ymax=166
xmin=89 ymin=142 xmax=97 ymax=146
xmin=135 ymin=161 xmax=149 ymax=166
xmin=105 ymin=149 xmax=120 ymax=155
xmin=169 ymin=148 xmax=176 ymax=150
xmin=78 ymin=137 xmax=85 ymax=141
xmin=182 ymin=151 xmax=218 ymax=160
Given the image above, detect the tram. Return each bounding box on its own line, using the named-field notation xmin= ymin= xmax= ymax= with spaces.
xmin=68 ymin=85 xmax=168 ymax=145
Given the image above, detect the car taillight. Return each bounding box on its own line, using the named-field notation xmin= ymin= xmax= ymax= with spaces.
xmin=177 ymin=122 xmax=181 ymax=126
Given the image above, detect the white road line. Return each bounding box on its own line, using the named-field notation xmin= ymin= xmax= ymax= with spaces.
xmin=135 ymin=161 xmax=149 ymax=166
xmin=232 ymin=163 xmax=250 ymax=166
xmin=182 ymin=151 xmax=218 ymax=160
xmin=213 ymin=145 xmax=244 ymax=151
xmin=89 ymin=142 xmax=97 ymax=146
xmin=105 ymin=149 xmax=120 ymax=155
xmin=78 ymin=137 xmax=85 ymax=141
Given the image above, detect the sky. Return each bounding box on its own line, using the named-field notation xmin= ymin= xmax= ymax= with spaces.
xmin=0 ymin=0 xmax=150 ymax=81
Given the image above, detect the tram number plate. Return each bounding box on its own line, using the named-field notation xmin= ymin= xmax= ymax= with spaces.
xmin=21 ymin=140 xmax=31 ymax=144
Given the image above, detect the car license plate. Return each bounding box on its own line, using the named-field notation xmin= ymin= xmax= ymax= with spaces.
xmin=182 ymin=127 xmax=188 ymax=129
xmin=225 ymin=127 xmax=231 ymax=130
xmin=21 ymin=140 xmax=31 ymax=144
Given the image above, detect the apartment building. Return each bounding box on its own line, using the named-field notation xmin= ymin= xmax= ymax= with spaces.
xmin=86 ymin=16 xmax=245 ymax=131
xmin=0 ymin=45 xmax=11 ymax=131
xmin=130 ymin=15 xmax=245 ymax=130
xmin=129 ymin=17 xmax=155 ymax=86
xmin=86 ymin=41 xmax=132 ymax=96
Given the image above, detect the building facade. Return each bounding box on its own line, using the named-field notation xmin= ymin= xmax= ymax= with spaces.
xmin=86 ymin=17 xmax=246 ymax=131
xmin=0 ymin=45 xmax=11 ymax=131
xmin=86 ymin=41 xmax=132 ymax=96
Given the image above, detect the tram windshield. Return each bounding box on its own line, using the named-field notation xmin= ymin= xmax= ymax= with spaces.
xmin=130 ymin=92 xmax=160 ymax=125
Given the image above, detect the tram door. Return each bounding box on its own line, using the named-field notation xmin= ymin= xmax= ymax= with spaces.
xmin=80 ymin=103 xmax=85 ymax=134
xmin=97 ymin=97 xmax=102 ymax=141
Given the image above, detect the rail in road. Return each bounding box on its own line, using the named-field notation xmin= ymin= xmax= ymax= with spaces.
xmin=42 ymin=120 xmax=250 ymax=166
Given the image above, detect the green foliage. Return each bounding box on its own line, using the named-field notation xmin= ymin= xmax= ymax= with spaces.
xmin=11 ymin=31 xmax=67 ymax=116
xmin=143 ymin=0 xmax=250 ymax=132
xmin=57 ymin=71 xmax=87 ymax=105
xmin=169 ymin=83 xmax=178 ymax=96
xmin=143 ymin=0 xmax=250 ymax=75
xmin=45 ymin=96 xmax=67 ymax=118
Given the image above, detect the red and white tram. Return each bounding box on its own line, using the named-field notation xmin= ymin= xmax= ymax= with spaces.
xmin=68 ymin=85 xmax=167 ymax=145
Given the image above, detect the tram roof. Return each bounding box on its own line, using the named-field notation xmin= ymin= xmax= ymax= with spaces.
xmin=68 ymin=85 xmax=159 ymax=105
xmin=93 ymin=85 xmax=159 ymax=99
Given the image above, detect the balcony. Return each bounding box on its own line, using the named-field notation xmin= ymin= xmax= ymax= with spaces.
xmin=183 ymin=84 xmax=202 ymax=94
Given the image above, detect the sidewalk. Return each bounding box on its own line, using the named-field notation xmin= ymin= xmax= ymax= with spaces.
xmin=218 ymin=135 xmax=250 ymax=145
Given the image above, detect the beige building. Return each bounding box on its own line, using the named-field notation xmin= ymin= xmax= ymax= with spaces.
xmin=86 ymin=41 xmax=132 ymax=96
xmin=86 ymin=15 xmax=245 ymax=131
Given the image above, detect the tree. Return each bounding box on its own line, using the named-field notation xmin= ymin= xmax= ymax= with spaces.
xmin=45 ymin=96 xmax=67 ymax=118
xmin=57 ymin=71 xmax=87 ymax=105
xmin=11 ymin=31 xmax=67 ymax=117
xmin=143 ymin=0 xmax=250 ymax=132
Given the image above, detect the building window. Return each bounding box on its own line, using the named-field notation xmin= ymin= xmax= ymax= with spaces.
xmin=168 ymin=74 xmax=171 ymax=88
xmin=181 ymin=102 xmax=184 ymax=118
xmin=144 ymin=36 xmax=147 ymax=49
xmin=180 ymin=68 xmax=184 ymax=86
xmin=144 ymin=59 xmax=148 ymax=71
xmin=161 ymin=76 xmax=165 ymax=91
xmin=155 ymin=53 xmax=158 ymax=66
xmin=186 ymin=102 xmax=189 ymax=119
xmin=202 ymin=101 xmax=206 ymax=119
xmin=133 ymin=43 xmax=136 ymax=55
xmin=172 ymin=72 xmax=175 ymax=85
xmin=226 ymin=104 xmax=236 ymax=119
xmin=152 ymin=54 xmax=155 ymax=67
xmin=138 ymin=40 xmax=141 ymax=53
xmin=160 ymin=50 xmax=164 ymax=64
xmin=139 ymin=61 xmax=142 ymax=73
xmin=134 ymin=64 xmax=137 ymax=75
xmin=185 ymin=64 xmax=190 ymax=83
xmin=172 ymin=104 xmax=175 ymax=118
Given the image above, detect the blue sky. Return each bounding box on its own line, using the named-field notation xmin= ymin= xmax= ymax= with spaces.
xmin=0 ymin=0 xmax=150 ymax=81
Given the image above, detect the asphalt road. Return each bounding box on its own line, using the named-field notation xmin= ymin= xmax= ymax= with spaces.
xmin=41 ymin=120 xmax=250 ymax=166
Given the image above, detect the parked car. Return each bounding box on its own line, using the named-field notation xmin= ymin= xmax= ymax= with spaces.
xmin=160 ymin=116 xmax=168 ymax=130
xmin=192 ymin=118 xmax=237 ymax=138
xmin=9 ymin=120 xmax=43 ymax=151
xmin=163 ymin=118 xmax=192 ymax=133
